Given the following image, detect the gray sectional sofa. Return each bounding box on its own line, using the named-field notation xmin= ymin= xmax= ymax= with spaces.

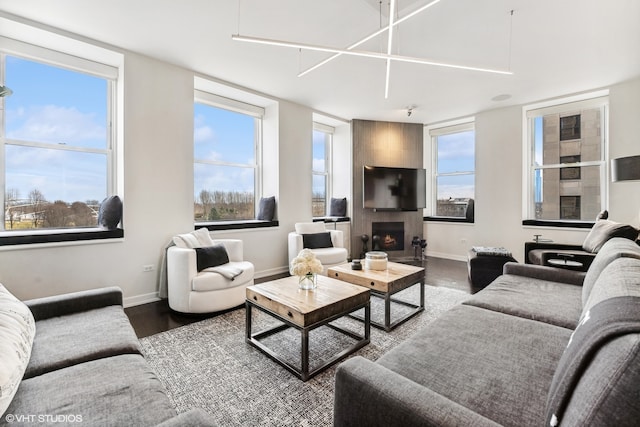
xmin=2 ymin=287 xmax=214 ymax=426
xmin=334 ymin=237 xmax=640 ymax=426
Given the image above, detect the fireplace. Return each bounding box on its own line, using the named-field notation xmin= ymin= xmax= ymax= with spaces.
xmin=372 ymin=222 xmax=404 ymax=251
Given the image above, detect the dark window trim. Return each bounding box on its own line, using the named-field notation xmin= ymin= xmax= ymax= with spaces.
xmin=196 ymin=220 xmax=278 ymax=231
xmin=312 ymin=216 xmax=350 ymax=223
xmin=424 ymin=216 xmax=474 ymax=224
xmin=522 ymin=219 xmax=594 ymax=229
xmin=0 ymin=228 xmax=124 ymax=246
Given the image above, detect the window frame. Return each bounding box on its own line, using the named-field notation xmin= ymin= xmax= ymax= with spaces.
xmin=193 ymin=90 xmax=264 ymax=225
xmin=0 ymin=37 xmax=121 ymax=246
xmin=425 ymin=120 xmax=476 ymax=223
xmin=312 ymin=122 xmax=333 ymax=218
xmin=522 ymin=92 xmax=608 ymax=227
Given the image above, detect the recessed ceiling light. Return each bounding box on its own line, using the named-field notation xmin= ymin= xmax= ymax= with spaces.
xmin=492 ymin=94 xmax=512 ymax=101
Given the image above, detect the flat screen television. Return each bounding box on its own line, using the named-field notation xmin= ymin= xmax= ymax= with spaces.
xmin=363 ymin=165 xmax=426 ymax=211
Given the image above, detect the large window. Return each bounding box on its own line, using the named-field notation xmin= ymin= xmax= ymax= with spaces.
xmin=524 ymin=95 xmax=607 ymax=224
xmin=428 ymin=122 xmax=475 ymax=221
xmin=1 ymin=52 xmax=115 ymax=233
xmin=312 ymin=123 xmax=333 ymax=217
xmin=194 ymin=92 xmax=262 ymax=222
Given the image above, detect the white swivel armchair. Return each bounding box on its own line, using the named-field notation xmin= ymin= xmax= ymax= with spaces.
xmin=167 ymin=230 xmax=254 ymax=313
xmin=288 ymin=222 xmax=348 ymax=275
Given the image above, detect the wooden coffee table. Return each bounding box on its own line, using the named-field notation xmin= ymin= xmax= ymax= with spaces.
xmin=328 ymin=262 xmax=425 ymax=331
xmin=245 ymin=275 xmax=370 ymax=381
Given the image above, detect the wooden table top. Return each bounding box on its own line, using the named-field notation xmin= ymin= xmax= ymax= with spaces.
xmin=246 ymin=275 xmax=370 ymax=328
xmin=327 ymin=261 xmax=425 ymax=293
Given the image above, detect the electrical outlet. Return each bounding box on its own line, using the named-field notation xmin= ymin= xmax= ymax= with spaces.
xmin=460 ymin=238 xmax=468 ymax=245
xmin=143 ymin=264 xmax=154 ymax=272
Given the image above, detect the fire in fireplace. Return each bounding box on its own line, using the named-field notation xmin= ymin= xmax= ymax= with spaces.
xmin=372 ymin=222 xmax=404 ymax=251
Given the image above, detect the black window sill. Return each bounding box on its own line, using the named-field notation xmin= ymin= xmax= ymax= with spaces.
xmin=313 ymin=216 xmax=350 ymax=223
xmin=196 ymin=220 xmax=279 ymax=231
xmin=522 ymin=220 xmax=594 ymax=229
xmin=424 ymin=216 xmax=474 ymax=224
xmin=0 ymin=228 xmax=124 ymax=246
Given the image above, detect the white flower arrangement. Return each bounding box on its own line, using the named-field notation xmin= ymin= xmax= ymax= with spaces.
xmin=290 ymin=249 xmax=323 ymax=277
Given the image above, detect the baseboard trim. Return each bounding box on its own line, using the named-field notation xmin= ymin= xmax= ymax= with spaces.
xmin=426 ymin=251 xmax=467 ymax=262
xmin=254 ymin=266 xmax=289 ymax=279
xmin=124 ymin=292 xmax=160 ymax=308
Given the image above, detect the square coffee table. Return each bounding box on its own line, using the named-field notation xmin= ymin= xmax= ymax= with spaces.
xmin=328 ymin=261 xmax=425 ymax=331
xmin=245 ymin=275 xmax=370 ymax=381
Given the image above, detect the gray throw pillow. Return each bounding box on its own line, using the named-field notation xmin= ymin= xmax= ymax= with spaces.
xmin=98 ymin=195 xmax=122 ymax=230
xmin=302 ymin=232 xmax=333 ymax=249
xmin=257 ymin=196 xmax=276 ymax=221
xmin=582 ymin=219 xmax=639 ymax=253
xmin=329 ymin=197 xmax=347 ymax=216
xmin=195 ymin=245 xmax=229 ymax=272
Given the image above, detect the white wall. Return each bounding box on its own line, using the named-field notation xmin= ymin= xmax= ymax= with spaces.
xmin=0 ymin=46 xmax=333 ymax=305
xmin=424 ymin=77 xmax=640 ymax=262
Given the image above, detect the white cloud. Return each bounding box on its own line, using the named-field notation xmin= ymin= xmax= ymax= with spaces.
xmin=7 ymin=105 xmax=105 ymax=148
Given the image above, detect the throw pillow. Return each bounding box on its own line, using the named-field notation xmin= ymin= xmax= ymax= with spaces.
xmin=329 ymin=197 xmax=347 ymax=217
xmin=173 ymin=227 xmax=214 ymax=249
xmin=303 ymin=232 xmax=334 ymax=249
xmin=97 ymin=195 xmax=122 ymax=230
xmin=257 ymin=196 xmax=276 ymax=221
xmin=195 ymin=245 xmax=230 ymax=272
xmin=0 ymin=284 xmax=36 ymax=416
xmin=582 ymin=219 xmax=639 ymax=253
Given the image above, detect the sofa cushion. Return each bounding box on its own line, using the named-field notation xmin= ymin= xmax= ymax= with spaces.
xmin=7 ymin=354 xmax=178 ymax=426
xmin=0 ymin=284 xmax=35 ymax=417
xmin=97 ymin=195 xmax=122 ymax=230
xmin=464 ymin=273 xmax=583 ymax=329
xmin=257 ymin=196 xmax=276 ymax=221
xmin=24 ymin=305 xmax=141 ymax=379
xmin=582 ymin=257 xmax=640 ymax=315
xmin=302 ymin=232 xmax=333 ymax=249
xmin=173 ymin=227 xmax=214 ymax=249
xmin=192 ymin=261 xmax=255 ymax=292
xmin=582 ymin=219 xmax=638 ymax=253
xmin=329 ymin=197 xmax=347 ymax=216
xmin=377 ymin=304 xmax=572 ymax=427
xmin=195 ymin=244 xmax=229 ymax=272
xmin=546 ymin=297 xmax=640 ymax=427
xmin=308 ymin=247 xmax=348 ymax=265
xmin=581 ymin=237 xmax=640 ymax=306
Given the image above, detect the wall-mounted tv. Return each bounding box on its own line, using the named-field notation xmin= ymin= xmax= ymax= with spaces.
xmin=363 ymin=165 xmax=426 ymax=211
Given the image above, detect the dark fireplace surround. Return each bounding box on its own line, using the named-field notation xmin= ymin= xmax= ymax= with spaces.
xmin=372 ymin=221 xmax=404 ymax=251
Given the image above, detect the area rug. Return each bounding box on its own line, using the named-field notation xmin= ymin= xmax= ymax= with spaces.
xmin=140 ymin=284 xmax=469 ymax=426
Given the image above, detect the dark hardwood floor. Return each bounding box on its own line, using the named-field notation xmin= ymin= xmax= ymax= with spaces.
xmin=125 ymin=256 xmax=470 ymax=339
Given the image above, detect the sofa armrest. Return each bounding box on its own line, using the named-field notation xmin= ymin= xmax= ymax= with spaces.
xmin=334 ymin=357 xmax=501 ymax=427
xmin=156 ymin=409 xmax=217 ymax=427
xmin=25 ymin=286 xmax=123 ymax=321
xmin=329 ymin=229 xmax=344 ymax=248
xmin=503 ymin=262 xmax=585 ymax=286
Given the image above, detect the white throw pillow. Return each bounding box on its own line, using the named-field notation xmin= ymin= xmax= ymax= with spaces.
xmin=0 ymin=284 xmax=35 ymax=416
xmin=173 ymin=227 xmax=214 ymax=249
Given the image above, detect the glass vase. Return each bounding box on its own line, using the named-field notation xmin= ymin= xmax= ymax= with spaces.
xmin=298 ymin=273 xmax=317 ymax=290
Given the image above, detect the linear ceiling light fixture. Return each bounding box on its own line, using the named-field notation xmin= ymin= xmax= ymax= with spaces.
xmin=231 ymin=0 xmax=513 ymax=97
xmin=384 ymin=0 xmax=397 ymax=99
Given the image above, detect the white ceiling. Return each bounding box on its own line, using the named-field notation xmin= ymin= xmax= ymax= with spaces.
xmin=0 ymin=0 xmax=639 ymax=124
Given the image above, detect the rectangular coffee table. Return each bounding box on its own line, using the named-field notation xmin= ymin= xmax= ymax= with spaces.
xmin=246 ymin=275 xmax=370 ymax=381
xmin=328 ymin=261 xmax=425 ymax=331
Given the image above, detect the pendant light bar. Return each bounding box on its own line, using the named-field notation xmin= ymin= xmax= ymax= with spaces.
xmin=384 ymin=0 xmax=397 ymax=99
xmin=232 ymin=34 xmax=513 ymax=75
xmin=297 ymin=0 xmax=443 ymax=78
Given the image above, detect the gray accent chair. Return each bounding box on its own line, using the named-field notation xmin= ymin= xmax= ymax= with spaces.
xmin=334 ymin=237 xmax=640 ymax=427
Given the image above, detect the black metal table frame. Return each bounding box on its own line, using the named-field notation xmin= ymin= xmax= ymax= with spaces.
xmin=350 ymin=279 xmax=424 ymax=332
xmin=245 ymin=299 xmax=370 ymax=381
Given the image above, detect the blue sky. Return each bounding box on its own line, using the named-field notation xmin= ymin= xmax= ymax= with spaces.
xmin=5 ymin=55 xmax=108 ymax=203
xmin=436 ymin=130 xmax=475 ymax=199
